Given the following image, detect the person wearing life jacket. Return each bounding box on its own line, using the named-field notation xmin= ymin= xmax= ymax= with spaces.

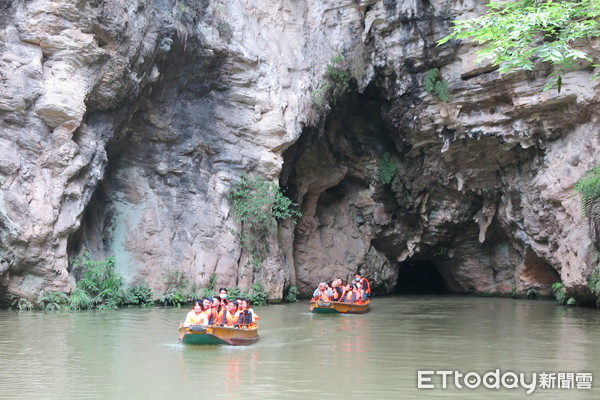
xmin=215 ymin=300 xmax=238 ymax=327
xmin=354 ymin=272 xmax=371 ymax=301
xmin=330 ymin=280 xmax=343 ymax=301
xmin=237 ymin=298 xmax=254 ymax=327
xmin=224 ymin=300 xmax=240 ymax=327
xmin=340 ymin=284 xmax=355 ymax=303
xmin=209 ymin=296 xmax=222 ymax=324
xmin=312 ymin=282 xmax=332 ymax=301
xmin=243 ymin=298 xmax=260 ymax=323
xmin=183 ymin=299 xmax=208 ymax=327
xmin=203 ymin=298 xmax=217 ymax=325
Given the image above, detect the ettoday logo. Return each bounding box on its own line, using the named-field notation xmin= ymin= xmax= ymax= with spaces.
xmin=417 ymin=370 xmax=593 ymax=394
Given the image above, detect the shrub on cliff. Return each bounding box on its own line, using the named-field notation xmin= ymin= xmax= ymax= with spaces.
xmin=311 ymin=54 xmax=352 ymax=106
xmin=424 ymin=68 xmax=450 ymax=102
xmin=227 ymin=175 xmax=301 ymax=268
xmin=378 ymin=153 xmax=397 ymax=184
xmin=284 ymin=285 xmax=299 ymax=303
xmin=574 ymin=166 xmax=600 ymax=306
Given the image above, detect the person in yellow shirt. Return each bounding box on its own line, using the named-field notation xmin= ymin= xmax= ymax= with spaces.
xmin=183 ymin=300 xmax=208 ymax=327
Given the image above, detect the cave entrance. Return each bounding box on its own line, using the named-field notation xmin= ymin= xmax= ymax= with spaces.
xmin=396 ymin=260 xmax=447 ymax=294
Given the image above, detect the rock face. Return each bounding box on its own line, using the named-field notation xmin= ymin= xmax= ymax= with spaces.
xmin=0 ymin=0 xmax=598 ymax=304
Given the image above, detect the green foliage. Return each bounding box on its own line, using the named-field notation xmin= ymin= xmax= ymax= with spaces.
xmin=575 ymin=165 xmax=600 ymax=218
xmin=249 ymin=283 xmax=269 ymax=306
xmin=158 ymin=269 xmax=190 ymax=307
xmin=72 ymin=252 xmax=153 ymax=310
xmin=9 ymin=296 xmax=33 ymax=311
xmin=552 ymin=282 xmax=567 ymax=305
xmin=173 ymin=0 xmax=232 ymax=47
xmin=161 ymin=269 xmax=189 ymax=293
xmin=588 ymin=252 xmax=600 ymax=306
xmin=224 ymin=283 xmax=269 ymax=306
xmin=227 ymin=175 xmax=301 ymax=267
xmin=567 ymin=297 xmax=578 ymax=306
xmin=227 ymin=286 xmax=244 ymax=300
xmin=208 ymin=272 xmax=218 ymax=291
xmin=195 ymin=287 xmax=216 ymax=300
xmin=438 ymin=0 xmax=600 ymax=91
xmin=284 ymin=285 xmax=299 ymax=303
xmin=158 ymin=288 xmax=187 ymax=307
xmin=211 ymin=2 xmax=232 ymax=39
xmin=575 ymin=165 xmax=600 ymax=247
xmin=216 ymin=21 xmax=232 ymax=37
xmin=74 ymin=253 xmax=124 ymax=309
xmin=378 ymin=153 xmax=397 ymax=184
xmin=424 ymin=68 xmax=450 ymax=102
xmin=69 ymin=288 xmax=92 ymax=311
xmin=122 ymin=284 xmax=154 ymax=307
xmin=526 ymin=288 xmax=538 ymax=299
xmin=311 ymin=54 xmax=352 ymax=106
xmin=37 ymin=291 xmax=69 ymax=311
xmin=173 ymin=0 xmax=199 ymax=47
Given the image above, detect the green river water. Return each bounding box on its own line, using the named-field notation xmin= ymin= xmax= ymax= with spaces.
xmin=0 ymin=296 xmax=598 ymax=399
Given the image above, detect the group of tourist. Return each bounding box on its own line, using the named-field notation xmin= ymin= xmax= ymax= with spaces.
xmin=183 ymin=272 xmax=371 ymax=328
xmin=182 ymin=288 xmax=259 ymax=328
xmin=311 ymin=272 xmax=371 ymax=303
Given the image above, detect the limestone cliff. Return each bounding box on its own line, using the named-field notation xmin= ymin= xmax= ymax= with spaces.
xmin=0 ymin=0 xmax=598 ymax=305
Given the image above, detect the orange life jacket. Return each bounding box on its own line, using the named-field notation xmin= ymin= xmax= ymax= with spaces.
xmin=226 ymin=310 xmax=239 ymax=326
xmin=359 ymin=277 xmax=371 ymax=294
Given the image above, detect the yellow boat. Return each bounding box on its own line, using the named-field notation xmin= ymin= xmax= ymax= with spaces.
xmin=178 ymin=323 xmax=259 ymax=346
xmin=309 ymin=299 xmax=370 ymax=314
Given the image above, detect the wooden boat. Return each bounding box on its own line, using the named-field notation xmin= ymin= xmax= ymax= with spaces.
xmin=178 ymin=323 xmax=259 ymax=346
xmin=309 ymin=299 xmax=370 ymax=314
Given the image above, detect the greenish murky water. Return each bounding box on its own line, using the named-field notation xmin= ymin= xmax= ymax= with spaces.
xmin=0 ymin=296 xmax=598 ymax=399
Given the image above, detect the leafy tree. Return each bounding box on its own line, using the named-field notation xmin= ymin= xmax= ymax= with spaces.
xmin=438 ymin=0 xmax=600 ymax=91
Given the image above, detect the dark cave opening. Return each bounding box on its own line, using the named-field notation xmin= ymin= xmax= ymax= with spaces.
xmin=396 ymin=259 xmax=447 ymax=294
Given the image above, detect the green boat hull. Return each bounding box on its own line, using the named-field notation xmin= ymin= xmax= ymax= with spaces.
xmin=311 ymin=306 xmax=341 ymax=314
xmin=178 ymin=325 xmax=260 ymax=346
xmin=309 ymin=300 xmax=370 ymax=314
xmin=181 ymin=333 xmax=228 ymax=345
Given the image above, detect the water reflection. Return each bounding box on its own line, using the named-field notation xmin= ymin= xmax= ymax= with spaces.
xmin=0 ymin=297 xmax=598 ymax=399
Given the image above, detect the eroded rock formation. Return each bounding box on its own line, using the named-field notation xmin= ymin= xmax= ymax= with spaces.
xmin=0 ymin=0 xmax=598 ymax=305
